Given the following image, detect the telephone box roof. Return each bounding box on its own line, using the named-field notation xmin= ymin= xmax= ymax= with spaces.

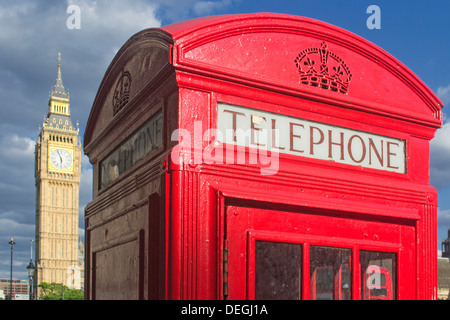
xmin=85 ymin=13 xmax=443 ymax=146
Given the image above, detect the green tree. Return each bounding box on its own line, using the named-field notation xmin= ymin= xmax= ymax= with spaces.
xmin=37 ymin=282 xmax=84 ymax=300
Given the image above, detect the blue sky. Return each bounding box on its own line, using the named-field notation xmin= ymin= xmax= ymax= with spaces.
xmin=0 ymin=0 xmax=448 ymax=281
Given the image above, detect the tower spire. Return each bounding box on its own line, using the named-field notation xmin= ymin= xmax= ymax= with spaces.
xmin=50 ymin=52 xmax=68 ymax=100
xmin=46 ymin=53 xmax=72 ymax=121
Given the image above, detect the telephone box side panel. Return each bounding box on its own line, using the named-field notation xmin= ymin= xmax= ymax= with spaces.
xmin=84 ymin=59 xmax=179 ymax=299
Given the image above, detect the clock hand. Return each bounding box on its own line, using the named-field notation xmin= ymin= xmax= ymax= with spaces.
xmin=57 ymin=150 xmax=63 ymax=164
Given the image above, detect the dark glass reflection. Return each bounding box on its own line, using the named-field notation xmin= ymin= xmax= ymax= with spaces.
xmin=255 ymin=241 xmax=302 ymax=300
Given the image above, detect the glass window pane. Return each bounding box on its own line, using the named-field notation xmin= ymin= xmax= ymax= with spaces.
xmin=310 ymin=246 xmax=352 ymax=300
xmin=255 ymin=241 xmax=302 ymax=300
xmin=360 ymin=250 xmax=396 ymax=300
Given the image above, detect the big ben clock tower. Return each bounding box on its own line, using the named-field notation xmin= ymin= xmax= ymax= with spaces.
xmin=35 ymin=54 xmax=82 ymax=291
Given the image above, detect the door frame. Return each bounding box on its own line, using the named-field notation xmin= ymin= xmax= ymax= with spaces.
xmin=246 ymin=229 xmax=402 ymax=300
xmin=215 ymin=184 xmax=418 ymax=300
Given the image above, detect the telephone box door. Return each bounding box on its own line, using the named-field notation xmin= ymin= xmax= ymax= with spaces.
xmin=224 ymin=205 xmax=415 ymax=300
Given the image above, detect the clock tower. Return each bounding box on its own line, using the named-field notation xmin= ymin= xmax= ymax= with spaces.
xmin=35 ymin=54 xmax=82 ymax=292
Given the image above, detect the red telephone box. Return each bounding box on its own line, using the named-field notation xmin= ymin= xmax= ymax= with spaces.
xmin=83 ymin=13 xmax=443 ymax=300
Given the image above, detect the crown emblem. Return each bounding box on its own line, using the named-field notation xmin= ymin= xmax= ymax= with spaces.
xmin=295 ymin=42 xmax=352 ymax=94
xmin=113 ymin=71 xmax=132 ymax=115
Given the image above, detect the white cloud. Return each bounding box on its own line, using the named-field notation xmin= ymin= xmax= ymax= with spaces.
xmin=67 ymin=0 xmax=161 ymax=40
xmin=431 ymin=121 xmax=450 ymax=156
xmin=193 ymin=0 xmax=233 ymax=16
xmin=1 ymin=134 xmax=35 ymax=161
xmin=79 ymin=163 xmax=93 ymax=216
xmin=0 ymin=132 xmax=37 ymax=265
xmin=81 ymin=152 xmax=91 ymax=167
xmin=0 ymin=133 xmax=35 ymax=190
xmin=153 ymin=0 xmax=238 ymax=22
xmin=438 ymin=208 xmax=450 ymax=228
xmin=431 ymin=121 xmax=450 ymax=189
xmin=0 ymin=218 xmax=34 ymax=236
xmin=0 ymin=2 xmax=38 ymax=43
xmin=79 ymin=155 xmax=93 ymax=237
xmin=437 ymin=84 xmax=450 ymax=106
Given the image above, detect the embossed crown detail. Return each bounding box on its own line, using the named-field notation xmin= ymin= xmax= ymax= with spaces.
xmin=294 ymin=42 xmax=352 ymax=94
xmin=113 ymin=71 xmax=132 ymax=116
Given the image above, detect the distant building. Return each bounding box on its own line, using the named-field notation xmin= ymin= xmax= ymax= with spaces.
xmin=442 ymin=229 xmax=450 ymax=258
xmin=0 ymin=279 xmax=29 ymax=300
xmin=438 ymin=258 xmax=450 ymax=299
xmin=438 ymin=230 xmax=450 ymax=299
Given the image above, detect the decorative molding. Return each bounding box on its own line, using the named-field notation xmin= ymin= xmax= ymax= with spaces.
xmin=295 ymin=41 xmax=352 ymax=94
xmin=113 ymin=71 xmax=132 ymax=116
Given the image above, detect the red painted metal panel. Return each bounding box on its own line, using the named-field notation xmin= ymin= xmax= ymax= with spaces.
xmin=224 ymin=203 xmax=416 ymax=300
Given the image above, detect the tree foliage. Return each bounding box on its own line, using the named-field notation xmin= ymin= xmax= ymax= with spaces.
xmin=37 ymin=282 xmax=84 ymax=300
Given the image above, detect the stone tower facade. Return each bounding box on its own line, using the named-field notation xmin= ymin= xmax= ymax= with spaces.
xmin=35 ymin=54 xmax=82 ymax=292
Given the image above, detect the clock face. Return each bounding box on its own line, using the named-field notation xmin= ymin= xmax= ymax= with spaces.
xmin=50 ymin=148 xmax=73 ymax=170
